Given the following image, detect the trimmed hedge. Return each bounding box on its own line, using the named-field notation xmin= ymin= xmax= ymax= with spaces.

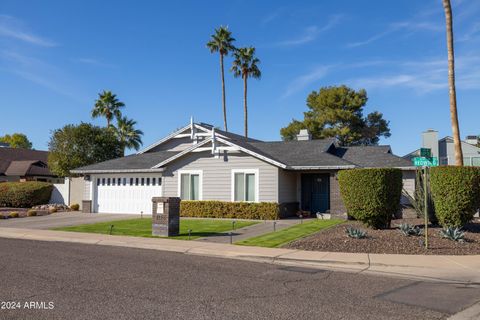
xmin=338 ymin=168 xmax=403 ymax=229
xmin=430 ymin=166 xmax=480 ymax=228
xmin=0 ymin=181 xmax=53 ymax=208
xmin=180 ymin=201 xmax=280 ymax=220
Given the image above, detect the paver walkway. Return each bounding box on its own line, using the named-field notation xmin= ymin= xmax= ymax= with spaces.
xmin=0 ymin=212 xmax=135 ymax=229
xmin=195 ymin=218 xmax=302 ymax=243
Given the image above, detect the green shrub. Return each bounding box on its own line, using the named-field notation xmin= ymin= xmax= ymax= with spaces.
xmin=27 ymin=209 xmax=37 ymax=217
xmin=70 ymin=203 xmax=80 ymax=211
xmin=8 ymin=212 xmax=19 ymax=218
xmin=338 ymin=168 xmax=403 ymax=229
xmin=430 ymin=166 xmax=480 ymax=228
xmin=0 ymin=182 xmax=53 ymax=208
xmin=180 ymin=201 xmax=280 ymax=220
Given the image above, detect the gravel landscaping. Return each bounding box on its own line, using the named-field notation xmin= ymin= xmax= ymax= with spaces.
xmin=285 ymin=218 xmax=480 ymax=255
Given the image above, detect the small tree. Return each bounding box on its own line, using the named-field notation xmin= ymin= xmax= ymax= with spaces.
xmin=0 ymin=133 xmax=32 ymax=149
xmin=48 ymin=123 xmax=123 ymax=177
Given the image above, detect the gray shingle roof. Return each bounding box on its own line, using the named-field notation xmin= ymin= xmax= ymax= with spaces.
xmin=72 ymin=151 xmax=179 ymax=173
xmin=335 ymin=146 xmax=414 ymax=168
xmin=248 ymin=139 xmax=356 ymax=168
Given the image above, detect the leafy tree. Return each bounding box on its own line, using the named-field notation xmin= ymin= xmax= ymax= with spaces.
xmin=48 ymin=123 xmax=123 ymax=177
xmin=280 ymin=85 xmax=391 ymax=146
xmin=0 ymin=133 xmax=32 ymax=149
xmin=207 ymin=26 xmax=236 ymax=132
xmin=231 ymin=47 xmax=261 ymax=138
xmin=442 ymin=0 xmax=463 ymax=166
xmin=114 ymin=116 xmax=144 ymax=155
xmin=91 ymin=90 xmax=125 ymax=127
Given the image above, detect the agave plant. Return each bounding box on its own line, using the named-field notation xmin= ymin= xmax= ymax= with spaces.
xmin=345 ymin=227 xmax=367 ymax=239
xmin=397 ymin=223 xmax=423 ymax=237
xmin=439 ymin=227 xmax=465 ymax=242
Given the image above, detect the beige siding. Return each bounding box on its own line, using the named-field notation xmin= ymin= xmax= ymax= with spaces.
xmin=278 ymin=169 xmax=298 ymax=203
xmin=70 ymin=177 xmax=85 ymax=208
xmin=401 ymin=170 xmax=416 ymax=205
xmin=162 ymin=151 xmax=279 ymax=202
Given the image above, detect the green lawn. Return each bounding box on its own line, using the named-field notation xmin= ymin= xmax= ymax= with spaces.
xmin=236 ymin=219 xmax=344 ymax=248
xmin=55 ymin=218 xmax=258 ymax=240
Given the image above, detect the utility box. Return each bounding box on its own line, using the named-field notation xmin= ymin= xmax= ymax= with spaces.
xmin=152 ymin=197 xmax=180 ymax=237
xmin=82 ymin=200 xmax=92 ymax=213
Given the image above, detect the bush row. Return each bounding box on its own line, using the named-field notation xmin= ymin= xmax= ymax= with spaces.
xmin=0 ymin=182 xmax=53 ymax=208
xmin=430 ymin=166 xmax=480 ymax=228
xmin=180 ymin=200 xmax=280 ymax=220
xmin=338 ymin=168 xmax=402 ymax=229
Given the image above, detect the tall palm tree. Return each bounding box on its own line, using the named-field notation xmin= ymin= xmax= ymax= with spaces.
xmin=207 ymin=26 xmax=236 ymax=132
xmin=91 ymin=90 xmax=125 ymax=127
xmin=231 ymin=47 xmax=261 ymax=138
xmin=443 ymin=0 xmax=463 ymax=166
xmin=114 ymin=116 xmax=144 ymax=155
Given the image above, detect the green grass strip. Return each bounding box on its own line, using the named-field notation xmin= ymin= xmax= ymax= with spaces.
xmin=236 ymin=219 xmax=344 ymax=248
xmin=54 ymin=218 xmax=258 ymax=240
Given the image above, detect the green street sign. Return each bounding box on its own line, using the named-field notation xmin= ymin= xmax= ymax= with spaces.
xmin=413 ymin=157 xmax=438 ymax=167
xmin=420 ymin=148 xmax=431 ymax=158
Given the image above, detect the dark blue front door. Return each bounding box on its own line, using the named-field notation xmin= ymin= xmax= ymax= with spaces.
xmin=301 ymin=174 xmax=330 ymax=213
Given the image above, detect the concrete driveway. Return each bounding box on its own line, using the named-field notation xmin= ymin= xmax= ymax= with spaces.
xmin=0 ymin=212 xmax=135 ymax=229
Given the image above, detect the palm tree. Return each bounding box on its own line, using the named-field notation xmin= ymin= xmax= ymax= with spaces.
xmin=231 ymin=47 xmax=261 ymax=138
xmin=114 ymin=116 xmax=144 ymax=155
xmin=91 ymin=90 xmax=125 ymax=127
xmin=207 ymin=26 xmax=236 ymax=132
xmin=442 ymin=0 xmax=463 ymax=166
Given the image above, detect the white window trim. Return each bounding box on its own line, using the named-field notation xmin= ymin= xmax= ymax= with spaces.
xmin=231 ymin=169 xmax=259 ymax=202
xmin=177 ymin=170 xmax=203 ymax=200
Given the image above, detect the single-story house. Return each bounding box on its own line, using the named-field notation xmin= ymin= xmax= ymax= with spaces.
xmin=72 ymin=120 xmax=415 ymax=217
xmin=0 ymin=147 xmax=61 ymax=183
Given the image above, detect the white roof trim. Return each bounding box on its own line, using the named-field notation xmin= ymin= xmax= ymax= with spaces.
xmin=137 ymin=124 xmax=191 ymax=154
xmin=70 ymin=168 xmax=165 ymax=174
xmin=152 ymin=138 xmax=212 ymax=168
xmin=215 ymin=137 xmax=288 ymax=169
xmin=287 ymin=165 xmax=356 ymax=170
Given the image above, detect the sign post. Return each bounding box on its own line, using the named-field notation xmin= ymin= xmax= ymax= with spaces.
xmin=412 ymin=148 xmax=438 ymax=250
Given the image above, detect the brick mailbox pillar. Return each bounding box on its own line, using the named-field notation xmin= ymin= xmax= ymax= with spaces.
xmin=151 ymin=197 xmax=180 ymax=237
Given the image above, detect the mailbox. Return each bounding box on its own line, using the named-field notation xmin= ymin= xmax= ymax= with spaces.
xmin=151 ymin=197 xmax=180 ymax=237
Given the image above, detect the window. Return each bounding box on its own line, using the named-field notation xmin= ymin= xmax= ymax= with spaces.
xmin=112 ymin=178 xmax=116 ymax=186
xmin=232 ymin=170 xmax=257 ymax=202
xmin=97 ymin=178 xmax=100 ymax=186
xmin=146 ymin=178 xmax=150 ymax=186
xmin=141 ymin=178 xmax=145 ymax=186
xmin=472 ymin=157 xmax=480 ymax=166
xmin=102 ymin=178 xmax=105 ymax=186
xmin=130 ymin=178 xmax=133 ymax=186
xmin=135 ymin=178 xmax=139 ymax=186
xmin=107 ymin=178 xmax=111 ymax=186
xmin=152 ymin=178 xmax=156 ymax=186
xmin=117 ymin=178 xmax=121 ymax=185
xmin=178 ymin=171 xmax=201 ymax=200
xmin=122 ymin=178 xmax=126 ymax=186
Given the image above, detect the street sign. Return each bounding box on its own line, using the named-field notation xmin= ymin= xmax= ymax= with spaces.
xmin=420 ymin=148 xmax=431 ymax=158
xmin=412 ymin=157 xmax=438 ymax=167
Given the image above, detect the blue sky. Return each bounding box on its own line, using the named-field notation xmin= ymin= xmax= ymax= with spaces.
xmin=1 ymin=0 xmax=479 ymax=156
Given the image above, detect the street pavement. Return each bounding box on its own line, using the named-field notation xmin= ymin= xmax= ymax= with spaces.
xmin=1 ymin=238 xmax=479 ymax=320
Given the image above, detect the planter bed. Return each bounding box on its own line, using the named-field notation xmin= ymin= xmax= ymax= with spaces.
xmin=284 ymin=218 xmax=480 ymax=255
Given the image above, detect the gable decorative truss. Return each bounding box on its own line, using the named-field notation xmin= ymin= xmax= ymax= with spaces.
xmin=152 ymin=136 xmax=288 ymax=169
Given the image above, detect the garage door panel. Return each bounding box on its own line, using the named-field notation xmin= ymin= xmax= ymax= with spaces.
xmin=94 ymin=175 xmax=162 ymax=214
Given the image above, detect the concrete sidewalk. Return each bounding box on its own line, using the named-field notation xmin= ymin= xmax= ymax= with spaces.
xmin=1 ymin=227 xmax=479 ymax=284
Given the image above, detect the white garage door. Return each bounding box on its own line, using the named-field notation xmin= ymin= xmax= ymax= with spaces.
xmin=93 ymin=175 xmax=162 ymax=214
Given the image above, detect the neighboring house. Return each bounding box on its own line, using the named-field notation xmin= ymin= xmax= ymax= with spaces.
xmin=72 ymin=120 xmax=415 ymax=217
xmin=404 ymin=129 xmax=480 ymax=166
xmin=0 ymin=147 xmax=59 ymax=183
